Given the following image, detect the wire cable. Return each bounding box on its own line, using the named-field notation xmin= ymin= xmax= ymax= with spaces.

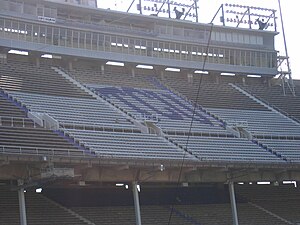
xmin=167 ymin=22 xmax=215 ymax=225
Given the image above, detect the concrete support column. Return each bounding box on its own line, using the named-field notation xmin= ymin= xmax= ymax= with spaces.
xmin=18 ymin=188 xmax=27 ymax=225
xmin=132 ymin=182 xmax=142 ymax=225
xmin=68 ymin=60 xmax=73 ymax=71
xmin=131 ymin=68 xmax=135 ymax=78
xmin=36 ymin=57 xmax=40 ymax=68
xmin=0 ymin=53 xmax=7 ymax=63
xmin=160 ymin=70 xmax=164 ymax=80
xmin=101 ymin=64 xmax=105 ymax=75
xmin=229 ymin=181 xmax=239 ymax=225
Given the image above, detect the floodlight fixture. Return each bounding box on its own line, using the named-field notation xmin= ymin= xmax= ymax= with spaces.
xmin=106 ymin=61 xmax=125 ymax=67
xmin=136 ymin=65 xmax=154 ymax=69
xmin=35 ymin=188 xmax=43 ymax=193
xmin=8 ymin=50 xmax=28 ymax=56
xmin=165 ymin=67 xmax=180 ymax=72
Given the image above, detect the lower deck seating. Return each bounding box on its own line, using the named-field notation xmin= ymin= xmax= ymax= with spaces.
xmin=0 ymin=187 xmax=87 ymax=225
xmin=237 ymin=184 xmax=300 ymax=224
xmin=43 ymin=185 xmax=292 ymax=225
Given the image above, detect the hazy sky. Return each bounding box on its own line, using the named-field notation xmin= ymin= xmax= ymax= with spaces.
xmin=97 ymin=0 xmax=299 ymax=80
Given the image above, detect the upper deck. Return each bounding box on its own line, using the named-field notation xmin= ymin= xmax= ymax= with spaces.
xmin=0 ymin=0 xmax=278 ymax=76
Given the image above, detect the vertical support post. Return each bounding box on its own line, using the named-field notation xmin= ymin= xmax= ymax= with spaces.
xmin=221 ymin=4 xmax=225 ymax=26
xmin=139 ymin=0 xmax=143 ymax=14
xmin=131 ymin=68 xmax=135 ymax=78
xmin=248 ymin=7 xmax=252 ymax=29
xmin=194 ymin=0 xmax=199 ymax=23
xmin=101 ymin=65 xmax=105 ymax=75
xmin=229 ymin=182 xmax=239 ymax=225
xmin=278 ymin=0 xmax=295 ymax=96
xmin=18 ymin=188 xmax=27 ymax=225
xmin=167 ymin=0 xmax=171 ymax=19
xmin=36 ymin=57 xmax=40 ymax=68
xmin=68 ymin=60 xmax=73 ymax=71
xmin=132 ymin=182 xmax=142 ymax=225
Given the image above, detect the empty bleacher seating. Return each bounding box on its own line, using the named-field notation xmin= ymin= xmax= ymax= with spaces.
xmin=0 ymin=90 xmax=89 ymax=158
xmin=167 ymin=135 xmax=284 ymax=163
xmin=206 ymin=108 xmax=300 ymax=138
xmin=0 ymin=61 xmax=92 ymax=98
xmin=257 ymin=138 xmax=300 ymax=162
xmin=90 ymin=85 xmax=229 ymax=135
xmin=237 ymin=184 xmax=300 ymax=224
xmin=68 ymin=64 xmax=157 ymax=90
xmin=159 ymin=73 xmax=268 ymax=111
xmin=8 ymin=91 xmax=137 ymax=132
xmin=0 ymin=186 xmax=88 ymax=225
xmin=239 ymin=82 xmax=300 ymax=121
xmin=65 ymin=128 xmax=194 ymax=161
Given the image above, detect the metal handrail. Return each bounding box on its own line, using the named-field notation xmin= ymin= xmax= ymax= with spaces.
xmin=0 ymin=116 xmax=38 ymax=128
xmin=0 ymin=145 xmax=92 ymax=157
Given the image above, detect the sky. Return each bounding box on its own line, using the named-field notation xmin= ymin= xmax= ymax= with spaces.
xmin=97 ymin=0 xmax=299 ymax=80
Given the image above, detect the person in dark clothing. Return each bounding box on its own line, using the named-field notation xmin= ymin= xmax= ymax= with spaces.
xmin=256 ymin=18 xmax=267 ymax=30
xmin=174 ymin=7 xmax=185 ymax=19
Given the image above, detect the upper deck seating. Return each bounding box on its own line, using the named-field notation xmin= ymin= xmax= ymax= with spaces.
xmin=0 ymin=94 xmax=26 ymax=118
xmin=0 ymin=126 xmax=89 ymax=157
xmin=0 ymin=61 xmax=92 ymax=98
xmin=239 ymin=83 xmax=300 ymax=121
xmin=0 ymin=92 xmax=89 ymax=157
xmin=68 ymin=65 xmax=157 ymax=90
xmin=206 ymin=108 xmax=300 ymax=138
xmin=167 ymin=135 xmax=283 ymax=163
xmin=8 ymin=91 xmax=138 ymax=131
xmin=159 ymin=74 xmax=268 ymax=111
xmin=64 ymin=128 xmax=194 ymax=161
xmin=90 ymin=85 xmax=229 ymax=135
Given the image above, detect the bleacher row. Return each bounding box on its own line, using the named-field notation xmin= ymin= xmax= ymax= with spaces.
xmin=0 ymin=58 xmax=300 ymax=164
xmin=0 ymin=184 xmax=299 ymax=225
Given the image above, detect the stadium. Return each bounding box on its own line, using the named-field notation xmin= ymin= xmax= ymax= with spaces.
xmin=0 ymin=0 xmax=300 ymax=224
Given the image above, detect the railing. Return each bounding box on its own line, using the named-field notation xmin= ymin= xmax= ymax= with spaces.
xmin=0 ymin=116 xmax=38 ymax=128
xmin=253 ymin=132 xmax=300 ymax=140
xmin=0 ymin=145 xmax=94 ymax=157
xmin=164 ymin=129 xmax=234 ymax=138
xmin=60 ymin=123 xmax=140 ymax=134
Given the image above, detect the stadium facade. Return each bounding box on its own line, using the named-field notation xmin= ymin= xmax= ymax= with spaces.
xmin=0 ymin=0 xmax=300 ymax=224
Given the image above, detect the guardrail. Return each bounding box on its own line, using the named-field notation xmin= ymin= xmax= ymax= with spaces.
xmin=60 ymin=123 xmax=140 ymax=133
xmin=0 ymin=145 xmax=93 ymax=157
xmin=0 ymin=116 xmax=38 ymax=128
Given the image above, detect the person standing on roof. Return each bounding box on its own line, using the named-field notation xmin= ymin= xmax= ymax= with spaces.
xmin=174 ymin=7 xmax=185 ymax=20
xmin=256 ymin=18 xmax=268 ymax=30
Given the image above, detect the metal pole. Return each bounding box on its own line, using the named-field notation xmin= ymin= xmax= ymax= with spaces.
xmin=132 ymin=182 xmax=142 ymax=225
xmin=127 ymin=0 xmax=136 ymax=13
xmin=229 ymin=182 xmax=239 ymax=225
xmin=194 ymin=0 xmax=199 ymax=23
xmin=18 ymin=188 xmax=27 ymax=225
xmin=167 ymin=0 xmax=171 ymax=19
xmin=139 ymin=0 xmax=143 ymax=15
xmin=278 ymin=0 xmax=295 ymax=96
